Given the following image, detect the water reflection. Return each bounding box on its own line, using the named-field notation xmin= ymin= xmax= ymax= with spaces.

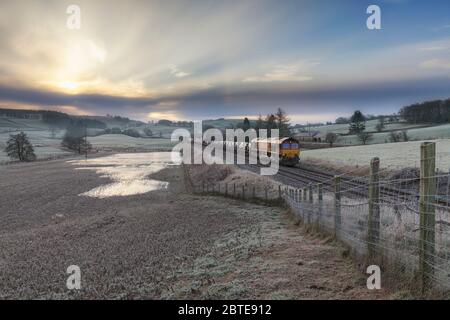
xmin=69 ymin=152 xmax=180 ymax=198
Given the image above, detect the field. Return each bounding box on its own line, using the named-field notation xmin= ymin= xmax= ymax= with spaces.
xmin=0 ymin=117 xmax=176 ymax=162
xmin=306 ymin=121 xmax=450 ymax=146
xmin=0 ymin=153 xmax=387 ymax=299
xmin=301 ymin=139 xmax=450 ymax=170
xmin=308 ymin=120 xmax=425 ymax=135
xmin=89 ymin=135 xmax=175 ymax=152
xmin=0 ymin=118 xmax=70 ymax=163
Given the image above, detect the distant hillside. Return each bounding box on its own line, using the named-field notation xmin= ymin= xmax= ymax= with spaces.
xmin=203 ymin=118 xmax=256 ymax=130
xmin=0 ymin=108 xmax=144 ymax=129
xmin=76 ymin=115 xmax=146 ymax=129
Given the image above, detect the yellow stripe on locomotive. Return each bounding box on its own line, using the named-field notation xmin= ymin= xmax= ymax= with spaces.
xmin=251 ymin=137 xmax=300 ymax=167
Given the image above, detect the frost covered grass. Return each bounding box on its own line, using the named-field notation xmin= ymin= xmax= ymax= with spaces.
xmin=301 ymin=139 xmax=450 ymax=170
xmin=0 ymin=131 xmax=71 ymax=163
xmin=0 ymin=119 xmax=69 ymax=162
xmin=307 ymin=121 xmax=450 ymax=146
xmin=337 ymin=124 xmax=450 ymax=145
xmin=309 ymin=120 xmax=425 ymax=135
xmin=89 ymin=134 xmax=176 ymax=151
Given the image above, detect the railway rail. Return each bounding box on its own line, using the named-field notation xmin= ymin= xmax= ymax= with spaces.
xmin=239 ymin=163 xmax=450 ymax=208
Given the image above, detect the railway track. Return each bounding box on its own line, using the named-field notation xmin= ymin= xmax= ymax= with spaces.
xmin=231 ymin=150 xmax=447 ymax=207
xmin=240 ymin=163 xmax=421 ymax=204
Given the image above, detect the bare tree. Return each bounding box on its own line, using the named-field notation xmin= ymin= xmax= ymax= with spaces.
xmin=325 ymin=132 xmax=338 ymax=147
xmin=62 ymin=123 xmax=92 ymax=154
xmin=4 ymin=132 xmax=36 ymax=161
xmin=357 ymin=131 xmax=373 ymax=145
xmin=375 ymin=117 xmax=386 ymax=132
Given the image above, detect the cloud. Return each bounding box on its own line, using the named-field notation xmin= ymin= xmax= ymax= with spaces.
xmin=169 ymin=65 xmax=190 ymax=78
xmin=147 ymin=111 xmax=180 ymax=121
xmin=243 ymin=62 xmax=318 ymax=83
xmin=3 ymin=74 xmax=450 ymax=121
xmin=420 ymin=59 xmax=450 ymax=69
xmin=419 ymin=46 xmax=448 ymax=52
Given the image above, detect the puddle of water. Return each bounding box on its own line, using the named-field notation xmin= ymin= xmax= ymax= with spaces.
xmin=69 ymin=152 xmax=181 ymax=198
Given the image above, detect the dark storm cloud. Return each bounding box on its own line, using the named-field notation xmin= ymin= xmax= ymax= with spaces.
xmin=1 ymin=76 xmax=450 ymax=119
xmin=0 ymin=85 xmax=157 ymax=109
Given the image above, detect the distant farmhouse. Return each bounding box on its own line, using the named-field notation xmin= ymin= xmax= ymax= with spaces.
xmin=295 ymin=130 xmax=324 ymax=143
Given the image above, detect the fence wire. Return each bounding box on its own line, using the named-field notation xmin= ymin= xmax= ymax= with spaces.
xmin=194 ymin=142 xmax=450 ymax=294
xmin=282 ymin=165 xmax=450 ymax=293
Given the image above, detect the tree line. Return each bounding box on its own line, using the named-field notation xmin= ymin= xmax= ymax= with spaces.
xmin=253 ymin=108 xmax=292 ymax=137
xmin=399 ymin=98 xmax=450 ymax=124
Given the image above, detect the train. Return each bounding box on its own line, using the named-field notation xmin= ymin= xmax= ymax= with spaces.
xmin=252 ymin=137 xmax=300 ymax=167
xmin=206 ymin=137 xmax=301 ymax=167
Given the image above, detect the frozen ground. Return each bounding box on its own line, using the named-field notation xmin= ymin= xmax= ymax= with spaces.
xmin=0 ymin=154 xmax=388 ymax=299
xmin=88 ymin=134 xmax=175 ymax=152
xmin=301 ymin=139 xmax=450 ymax=170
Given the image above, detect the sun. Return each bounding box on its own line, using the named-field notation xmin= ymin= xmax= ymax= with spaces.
xmin=58 ymin=81 xmax=79 ymax=91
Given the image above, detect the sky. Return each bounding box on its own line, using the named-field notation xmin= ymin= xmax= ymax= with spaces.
xmin=0 ymin=0 xmax=450 ymax=124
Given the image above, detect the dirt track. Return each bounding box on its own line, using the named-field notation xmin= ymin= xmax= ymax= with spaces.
xmin=0 ymin=155 xmax=388 ymax=299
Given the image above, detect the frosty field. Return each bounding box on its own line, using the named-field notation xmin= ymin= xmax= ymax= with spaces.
xmin=0 ymin=154 xmax=387 ymax=299
xmin=307 ymin=121 xmax=450 ymax=146
xmin=301 ymin=139 xmax=450 ymax=170
xmin=88 ymin=134 xmax=175 ymax=151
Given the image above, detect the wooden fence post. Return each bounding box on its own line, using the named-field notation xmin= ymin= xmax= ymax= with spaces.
xmin=419 ymin=142 xmax=436 ymax=293
xmin=225 ymin=183 xmax=228 ymax=197
xmin=278 ymin=185 xmax=281 ymax=201
xmin=252 ymin=185 xmax=256 ymax=199
xmin=317 ymin=183 xmax=323 ymax=225
xmin=334 ymin=176 xmax=341 ymax=236
xmin=309 ymin=184 xmax=313 ymax=202
xmin=368 ymin=157 xmax=380 ymax=259
xmin=233 ymin=183 xmax=236 ymax=198
xmin=202 ymin=182 xmax=205 ymax=193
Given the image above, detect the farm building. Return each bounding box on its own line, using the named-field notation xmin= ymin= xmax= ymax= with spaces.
xmin=294 ymin=130 xmax=324 ymax=142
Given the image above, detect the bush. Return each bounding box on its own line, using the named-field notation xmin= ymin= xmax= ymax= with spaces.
xmin=123 ymin=128 xmax=141 ymax=138
xmin=143 ymin=127 xmax=153 ymax=137
xmin=389 ymin=131 xmax=400 ymax=142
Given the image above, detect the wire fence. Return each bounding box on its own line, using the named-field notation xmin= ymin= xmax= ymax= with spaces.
xmin=194 ymin=142 xmax=450 ymax=294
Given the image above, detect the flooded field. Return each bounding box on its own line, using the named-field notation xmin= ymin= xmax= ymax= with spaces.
xmin=68 ymin=153 xmax=180 ymax=198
